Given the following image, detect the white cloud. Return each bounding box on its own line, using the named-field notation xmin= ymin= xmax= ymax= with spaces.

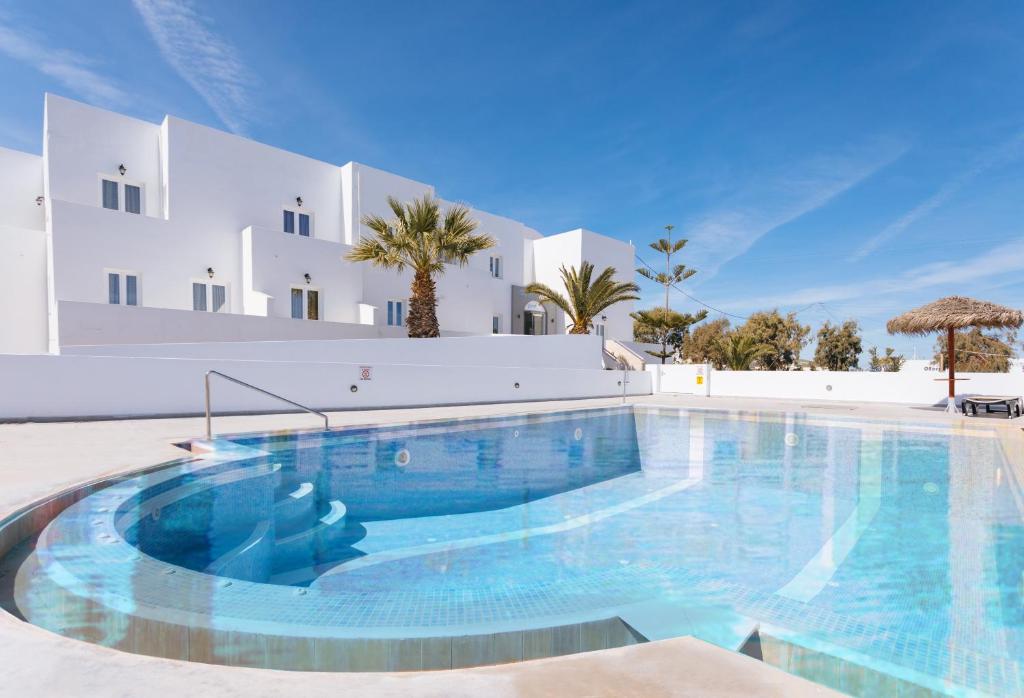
xmin=680 ymin=140 xmax=906 ymax=281
xmin=0 ymin=20 xmax=129 ymax=107
xmin=850 ymin=130 xmax=1024 ymax=261
xmin=736 ymin=237 xmax=1024 ymax=309
xmin=132 ymin=0 xmax=255 ymax=134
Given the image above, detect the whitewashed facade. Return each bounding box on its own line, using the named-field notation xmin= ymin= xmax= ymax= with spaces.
xmin=0 ymin=94 xmax=635 ymax=354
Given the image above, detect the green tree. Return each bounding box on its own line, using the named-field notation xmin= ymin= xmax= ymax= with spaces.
xmin=681 ymin=317 xmax=731 ymax=368
xmin=720 ymin=333 xmax=773 ymax=370
xmin=933 ymin=328 xmax=1016 ymax=373
xmin=526 ymin=261 xmax=639 ymax=334
xmin=635 ymin=224 xmax=700 ymax=362
xmin=347 ymin=195 xmax=495 ymax=338
xmin=868 ymin=346 xmax=906 ymax=372
xmin=735 ymin=310 xmax=810 ymax=370
xmin=631 ymin=307 xmax=708 ymax=362
xmin=813 ymin=320 xmax=863 ymax=371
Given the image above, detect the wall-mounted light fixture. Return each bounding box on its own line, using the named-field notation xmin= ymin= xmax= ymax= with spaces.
xmin=207 ymin=267 xmax=215 ymax=278
xmin=118 ymin=164 xmax=127 ymax=176
xmin=35 ymin=196 xmax=44 ymax=206
xmin=296 ymin=196 xmax=303 ymax=207
xmin=304 ymin=273 xmax=312 ymax=284
xmin=600 ymin=315 xmax=607 ymax=322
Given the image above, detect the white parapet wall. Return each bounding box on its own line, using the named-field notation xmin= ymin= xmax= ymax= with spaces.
xmin=0 ymin=353 xmax=650 ymax=420
xmin=647 ymin=364 xmax=1024 ymax=407
xmin=62 ymin=334 xmax=608 ymax=369
xmin=0 ymin=334 xmax=648 ymax=420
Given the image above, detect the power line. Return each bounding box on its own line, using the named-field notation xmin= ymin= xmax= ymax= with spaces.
xmin=634 ymin=253 xmax=749 ymax=319
xmin=635 ymin=253 xmax=843 ymax=323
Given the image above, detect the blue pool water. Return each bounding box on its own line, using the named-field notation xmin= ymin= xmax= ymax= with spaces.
xmin=14 ymin=407 xmax=1024 ymax=696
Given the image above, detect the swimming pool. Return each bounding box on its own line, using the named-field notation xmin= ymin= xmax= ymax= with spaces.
xmin=10 ymin=406 xmax=1023 ymax=696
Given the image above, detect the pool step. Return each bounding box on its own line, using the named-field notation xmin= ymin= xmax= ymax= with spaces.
xmin=617 ymin=600 xmax=759 ymax=652
xmin=755 ymin=624 xmax=1002 ymax=697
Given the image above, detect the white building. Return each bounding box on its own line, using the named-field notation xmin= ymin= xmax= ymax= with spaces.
xmin=0 ymin=94 xmax=636 ymax=354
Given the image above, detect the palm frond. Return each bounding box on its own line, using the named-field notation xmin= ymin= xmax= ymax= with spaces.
xmin=524 ymin=282 xmax=574 ymax=318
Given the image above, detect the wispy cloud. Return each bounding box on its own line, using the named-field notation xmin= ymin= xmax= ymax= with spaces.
xmin=681 ymin=140 xmax=907 ymax=280
xmin=850 ymin=130 xmax=1024 ymax=261
xmin=132 ymin=0 xmax=256 ymax=134
xmin=736 ymin=237 xmax=1024 ymax=309
xmin=0 ymin=17 xmax=128 ymax=107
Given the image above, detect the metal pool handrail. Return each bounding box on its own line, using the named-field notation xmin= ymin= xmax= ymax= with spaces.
xmin=204 ymin=370 xmax=329 ymax=440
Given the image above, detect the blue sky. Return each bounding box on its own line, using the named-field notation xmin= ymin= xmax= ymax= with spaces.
xmin=1 ymin=0 xmax=1023 ymax=359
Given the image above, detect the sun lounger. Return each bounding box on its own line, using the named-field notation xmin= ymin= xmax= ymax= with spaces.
xmin=962 ymin=396 xmax=1023 ymax=418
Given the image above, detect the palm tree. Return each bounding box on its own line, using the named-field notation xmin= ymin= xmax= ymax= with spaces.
xmin=525 ymin=262 xmax=639 ymax=334
xmin=719 ymin=333 xmax=772 ymax=370
xmin=346 ymin=195 xmax=495 ymax=338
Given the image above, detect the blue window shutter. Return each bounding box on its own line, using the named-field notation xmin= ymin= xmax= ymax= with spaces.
xmin=108 ymin=273 xmax=120 ymax=304
xmin=102 ymin=180 xmax=118 ymax=210
xmin=124 ymin=185 xmax=141 ymax=214
xmin=125 ymin=275 xmax=138 ymax=306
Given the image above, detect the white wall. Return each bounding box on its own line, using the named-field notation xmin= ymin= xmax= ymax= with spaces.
xmin=0 ymin=148 xmax=48 ymax=353
xmin=648 ymin=364 xmax=1024 ymax=407
xmin=242 ymin=226 xmax=361 ymax=323
xmin=0 ymin=147 xmax=45 ymax=231
xmin=578 ymin=229 xmax=636 ymax=340
xmin=56 ymin=301 xmax=410 ymax=346
xmin=165 ymin=116 xmax=345 ymax=242
xmin=530 ymin=229 xmax=636 ymax=340
xmin=0 ymin=226 xmax=48 ymax=353
xmin=45 ymin=95 xmax=164 ymax=218
xmin=0 ymin=353 xmax=650 ymax=420
xmin=62 ymin=333 xmax=607 ymax=369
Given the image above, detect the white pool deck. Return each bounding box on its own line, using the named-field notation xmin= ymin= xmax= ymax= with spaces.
xmin=2 ymin=393 xmax=1019 ymax=697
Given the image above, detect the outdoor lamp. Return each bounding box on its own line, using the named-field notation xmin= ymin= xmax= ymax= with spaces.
xmin=207 ymin=267 xmax=214 ymax=278
xmin=304 ymin=273 xmax=311 ymax=284
xmin=35 ymin=196 xmax=44 ymax=206
xmin=296 ymin=196 xmax=303 ymax=207
xmin=118 ymin=164 xmax=126 ymax=175
xmin=601 ymin=315 xmax=607 ymax=321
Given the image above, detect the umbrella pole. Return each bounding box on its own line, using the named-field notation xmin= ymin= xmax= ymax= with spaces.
xmin=947 ymin=327 xmax=957 ymax=413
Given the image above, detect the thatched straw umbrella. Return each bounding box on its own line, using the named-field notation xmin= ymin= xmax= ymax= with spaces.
xmin=887 ymin=296 xmax=1023 ymax=412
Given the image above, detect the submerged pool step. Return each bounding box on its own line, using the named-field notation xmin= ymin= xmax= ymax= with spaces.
xmin=616 ymin=600 xmax=759 ymax=652
xmin=756 ymin=624 xmax=1008 ymax=697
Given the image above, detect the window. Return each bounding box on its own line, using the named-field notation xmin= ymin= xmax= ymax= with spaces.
xmin=102 ymin=180 xmax=119 ymax=210
xmin=291 ymin=287 xmax=320 ymax=320
xmin=106 ymin=271 xmax=139 ymax=306
xmin=489 ymin=255 xmax=502 ymax=279
xmin=125 ymin=185 xmax=141 ymax=214
xmin=283 ymin=209 xmax=312 ymax=237
xmin=594 ymin=323 xmax=606 ymax=338
xmin=192 ymin=281 xmax=227 ymax=312
xmin=492 ymin=315 xmax=501 ymax=334
xmin=99 ymin=176 xmax=144 ymax=214
xmin=387 ymin=300 xmax=404 ymax=327
xmin=98 ymin=175 xmax=145 ymax=213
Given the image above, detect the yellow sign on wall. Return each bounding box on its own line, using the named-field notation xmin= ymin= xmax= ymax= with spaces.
xmin=696 ymin=375 xmax=704 ymax=385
